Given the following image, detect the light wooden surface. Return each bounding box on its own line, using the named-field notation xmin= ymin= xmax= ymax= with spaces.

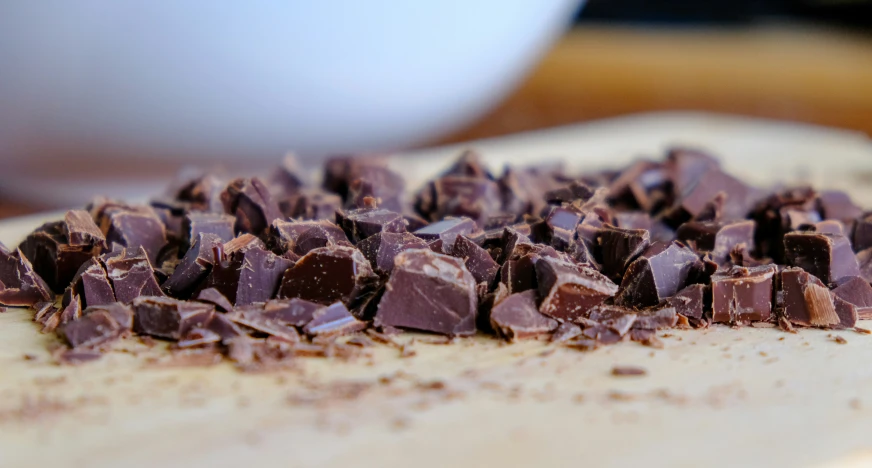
xmin=3 ymin=113 xmax=872 ymax=468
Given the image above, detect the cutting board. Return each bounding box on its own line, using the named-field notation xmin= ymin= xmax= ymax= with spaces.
xmin=3 ymin=112 xmax=872 ymax=468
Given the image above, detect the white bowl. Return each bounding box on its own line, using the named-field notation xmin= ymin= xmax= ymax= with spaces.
xmin=0 ymin=1 xmax=582 ymax=171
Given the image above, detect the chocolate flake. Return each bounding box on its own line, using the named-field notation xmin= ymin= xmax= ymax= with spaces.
xmin=491 ymin=290 xmax=559 ymax=341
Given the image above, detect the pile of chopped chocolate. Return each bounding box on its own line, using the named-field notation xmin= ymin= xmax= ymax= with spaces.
xmin=1 ymin=149 xmax=870 ymax=367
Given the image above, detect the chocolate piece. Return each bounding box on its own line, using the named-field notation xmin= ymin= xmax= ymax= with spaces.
xmin=177 ymin=327 xmax=222 ymax=348
xmin=303 ymin=302 xmax=366 ymax=337
xmin=665 ymin=147 xmax=720 ymax=198
xmin=337 ymin=208 xmax=406 ymax=243
xmin=633 ymin=306 xmax=678 ymax=330
xmin=99 ymin=206 xmax=168 ymax=264
xmin=221 ymin=177 xmax=282 ymax=236
xmin=227 ymin=305 xmax=301 ymax=342
xmin=586 ymin=304 xmax=637 ymax=337
xmin=279 ymin=245 xmax=378 ymax=306
xmin=59 ymin=291 xmax=82 ymax=324
xmin=182 ymin=212 xmax=235 ymax=249
xmin=857 ymin=248 xmax=872 ymax=283
xmin=782 ymin=267 xmax=857 ymax=328
xmin=814 ymin=220 xmax=846 ymax=236
xmin=443 ymin=150 xmax=494 ymax=179
xmin=60 ymin=309 xmax=125 ymax=349
xmin=612 ymin=366 xmax=647 ymax=376
xmin=533 ymin=205 xmax=582 ymax=251
xmin=750 ymin=187 xmax=820 ymax=262
xmin=206 ymin=245 xmax=293 ymax=306
xmin=452 ymin=235 xmax=500 ymax=285
xmin=0 ymin=244 xmax=53 ymax=307
xmin=614 ymin=212 xmax=652 ymax=231
xmin=374 ymin=249 xmax=477 ymax=336
xmin=196 ymin=288 xmax=234 ymax=312
xmin=64 ymin=210 xmax=106 ymax=248
xmin=162 ymin=233 xmax=223 ymax=297
xmin=852 ymin=213 xmax=872 ymax=252
xmin=490 ymin=290 xmax=559 ymax=341
xmin=269 ymin=153 xmax=307 ymax=197
xmin=104 ymin=247 xmax=165 ymax=303
xmin=550 ymin=321 xmax=583 ymax=343
xmin=166 ymin=171 xmax=225 ymax=212
xmin=670 ymin=168 xmax=757 ymax=224
xmin=817 ymin=190 xmax=862 ymax=222
xmin=74 ymin=257 xmax=116 ymax=307
xmin=85 ymin=303 xmax=135 ymax=332
xmin=784 ymin=231 xmax=860 ymax=285
xmin=536 ymin=257 xmax=618 ymax=321
xmin=413 ymin=217 xmax=478 ymax=245
xmin=606 ymin=160 xmax=670 ymax=212
xmin=132 ymin=296 xmax=214 ymax=340
xmin=830 ymin=277 xmax=872 ymax=319
xmin=19 ymin=214 xmax=105 ymax=292
xmin=417 ymin=175 xmax=502 ymax=227
xmin=345 ymin=165 xmax=406 ymax=213
xmin=280 ymin=188 xmax=343 ymax=221
xmin=615 ymin=242 xmax=700 ymax=308
xmin=667 ymin=284 xmax=706 ymax=320
xmin=262 ymin=298 xmax=324 ymax=327
xmin=357 ymin=232 xmax=429 ymax=276
xmin=269 ymin=219 xmax=350 ymax=255
xmin=676 ymin=220 xmax=755 ymax=264
xmin=597 ymin=224 xmax=650 ymax=283
xmin=711 ymin=265 xmax=776 ymax=324
xmin=499 ymin=164 xmax=566 ymax=216
xmin=204 ymin=312 xmax=245 ymax=340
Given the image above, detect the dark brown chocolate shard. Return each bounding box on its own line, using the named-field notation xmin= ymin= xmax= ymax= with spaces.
xmin=196 ymin=287 xmax=234 ymax=312
xmin=443 ymin=150 xmax=494 ymax=179
xmin=830 ymin=276 xmax=872 ymax=320
xmin=269 ymin=153 xmax=307 ymax=197
xmin=783 ymin=231 xmax=860 ymax=285
xmin=85 ymin=303 xmax=135 ymax=332
xmin=413 ymin=217 xmax=478 ymax=245
xmin=533 ymin=205 xmax=582 ymax=251
xmin=614 ymin=212 xmax=652 ymax=231
xmin=74 ymin=257 xmax=116 ymax=307
xmin=536 ymin=257 xmax=618 ymax=321
xmin=100 ymin=206 xmax=168 ymax=264
xmin=63 ymin=210 xmax=106 ymax=248
xmin=269 ymin=219 xmax=350 ymax=255
xmin=749 ymin=187 xmax=820 ymax=262
xmin=499 ymin=164 xmax=566 ymax=216
xmin=676 ymin=220 xmax=755 ymax=264
xmin=782 ymin=267 xmax=856 ymax=328
xmin=853 ymin=213 xmax=872 ymax=253
xmin=633 ymin=306 xmax=678 ymax=330
xmin=19 ymin=219 xmax=102 ymax=293
xmin=177 ymin=327 xmax=223 ymax=348
xmin=132 ymin=296 xmax=214 ymax=340
xmin=452 ymin=235 xmax=500 ymax=285
xmin=104 ymin=247 xmax=165 ymax=303
xmin=669 ymin=168 xmax=757 ymax=224
xmin=606 ymin=160 xmax=670 ymax=212
xmin=857 ymin=248 xmax=872 ymax=283
xmin=490 ymin=290 xmax=558 ymax=341
xmin=336 ymin=208 xmax=406 ymax=243
xmin=500 ymin=251 xmax=541 ymax=295
xmin=665 ymin=147 xmax=720 ymax=196
xmin=227 ymin=305 xmax=301 ymax=342
xmin=817 ymin=190 xmax=862 ymax=223
xmin=711 ymin=264 xmax=776 ymax=324
xmin=585 ymin=304 xmax=637 ymax=336
xmin=279 ymin=188 xmax=343 ymax=221
xmin=374 ymin=249 xmax=478 ymax=336
xmin=551 ymin=321 xmax=583 ymax=343
xmin=182 ymin=212 xmax=235 ymax=249
xmin=0 ymin=244 xmax=54 ymax=307
xmin=205 ymin=244 xmax=293 ymax=306
xmin=261 ymin=298 xmax=324 ymax=327
xmin=303 ymin=302 xmax=366 ymax=337
xmin=164 ymin=171 xmax=226 ymax=213
xmin=279 ymin=245 xmax=378 ymax=306
xmin=59 ymin=309 xmax=125 ymax=349
xmin=597 ymin=224 xmax=651 ymax=283
xmin=204 ymin=312 xmax=245 ymax=340
xmin=59 ymin=292 xmax=82 ymax=324
xmin=615 ymin=242 xmax=700 ymax=309
xmin=418 ymin=175 xmax=502 ymax=227
xmin=345 ymin=165 xmax=407 ymax=213
xmin=356 ymin=232 xmax=429 ymax=276
xmin=221 ymin=177 xmax=282 ymax=236
xmin=162 ymin=233 xmax=223 ymax=297
xmin=667 ymin=283 xmax=707 ymax=320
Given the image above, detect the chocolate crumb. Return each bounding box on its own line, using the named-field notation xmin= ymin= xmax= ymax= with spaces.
xmin=611 ymin=365 xmax=647 ymax=376
xmin=833 ymin=335 xmax=848 ymax=344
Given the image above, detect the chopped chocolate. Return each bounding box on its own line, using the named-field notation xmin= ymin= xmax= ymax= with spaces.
xmin=59 ymin=309 xmax=125 ymax=349
xmin=606 ymin=160 xmax=670 ymax=212
xmin=86 ymin=303 xmax=135 ymax=332
xmin=279 ymin=188 xmax=343 ymax=221
xmin=269 ymin=154 xmax=307 ymax=197
xmin=784 ymin=231 xmax=860 ymax=285
xmin=74 ymin=257 xmax=116 ymax=307
xmin=337 ymin=208 xmax=406 ymax=243
xmin=533 ymin=205 xmax=582 ymax=251
xmin=611 ymin=365 xmax=647 ymax=376
xmin=166 ymin=171 xmax=226 ymax=213
xmin=413 ymin=217 xmax=478 ymax=245
xmin=551 ymin=321 xmax=583 ymax=343
xmin=227 ymin=305 xmax=301 ymax=342
xmin=817 ymin=190 xmax=862 ymax=222
xmin=279 ymin=245 xmax=378 ymax=306
xmin=177 ymin=328 xmax=223 ymax=348
xmin=162 ymin=233 xmax=223 ymax=297
xmin=99 ymin=206 xmax=168 ymax=264
xmin=669 ymin=168 xmax=757 ymax=225
xmin=374 ymin=249 xmax=477 ymax=336
xmin=0 ymin=243 xmax=54 ymax=307
xmin=667 ymin=284 xmax=707 ymax=320
xmin=615 ymin=242 xmax=700 ymax=308
xmin=830 ymin=276 xmax=872 ymax=319
xmin=269 ymin=219 xmax=350 ymax=255
xmin=781 ymin=267 xmax=857 ymax=328
xmin=814 ymin=220 xmax=846 ymax=236
xmin=711 ymin=265 xmax=776 ymax=324
xmin=676 ymin=220 xmax=755 ymax=264
xmin=19 ymin=218 xmax=103 ymax=293
xmin=221 ymin=177 xmax=282 ymax=236
xmin=857 ymin=248 xmax=872 ymax=283
xmin=196 ymin=288 xmax=234 ymax=312
xmin=132 ymin=296 xmax=214 ymax=340
xmin=665 ymin=148 xmax=720 ymax=199
xmin=262 ymin=298 xmax=325 ymax=327
xmin=63 ymin=210 xmax=106 ymax=248
xmin=357 ymin=232 xmax=429 ymax=276
xmin=204 ymin=312 xmax=245 ymax=340
xmin=586 ymin=304 xmax=637 ymax=337
xmin=104 ymin=247 xmax=165 ymax=303
xmin=417 ymin=175 xmax=502 ymax=227
xmin=452 ymin=235 xmax=500 ymax=285
xmin=182 ymin=212 xmax=235 ymax=249
xmin=205 ymin=244 xmax=293 ymax=306
xmin=536 ymin=257 xmax=618 ymax=321
xmin=598 ymin=224 xmax=651 ymax=283
xmin=853 ymin=213 xmax=872 ymax=252
xmin=345 ymin=165 xmax=407 ymax=213
xmin=490 ymin=290 xmax=559 ymax=341
xmin=614 ymin=212 xmax=652 ymax=231
xmin=633 ymin=306 xmax=678 ymax=330
xmin=303 ymin=302 xmax=366 ymax=337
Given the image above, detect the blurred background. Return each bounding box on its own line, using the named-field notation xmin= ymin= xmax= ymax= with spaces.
xmin=0 ymin=1 xmax=870 ymax=218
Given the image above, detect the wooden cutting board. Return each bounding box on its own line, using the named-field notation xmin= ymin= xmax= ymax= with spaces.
xmin=3 ymin=112 xmax=872 ymax=468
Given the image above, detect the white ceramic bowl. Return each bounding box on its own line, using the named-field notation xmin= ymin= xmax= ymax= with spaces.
xmin=0 ymin=1 xmax=582 ymax=170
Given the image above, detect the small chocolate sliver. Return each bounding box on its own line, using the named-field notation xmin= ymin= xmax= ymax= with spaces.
xmin=611 ymin=365 xmax=647 ymax=376
xmin=227 ymin=305 xmax=300 ymax=342
xmin=784 ymin=231 xmax=860 ymax=285
xmin=551 ymin=321 xmax=583 ymax=343
xmin=162 ymin=233 xmax=223 ymax=297
xmin=831 ymin=277 xmax=872 ymax=319
xmin=452 ymin=235 xmax=500 ymax=285
xmin=711 ymin=265 xmax=776 ymax=324
xmin=262 ymin=298 xmax=325 ymax=327
xmin=132 ymin=296 xmax=214 ymax=340
xmin=537 ymin=257 xmax=618 ymax=321
xmin=633 ymin=305 xmax=678 ymax=330
xmin=490 ymin=290 xmax=559 ymax=341
xmin=303 ymin=302 xmax=366 ymax=337
xmin=196 ymin=287 xmax=234 ymax=312
xmin=84 ymin=303 xmax=134 ymax=332
xmin=59 ymin=309 xmax=125 ymax=349
xmin=413 ymin=217 xmax=478 ymax=246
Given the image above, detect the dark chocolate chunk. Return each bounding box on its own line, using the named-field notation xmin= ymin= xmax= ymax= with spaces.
xmin=85 ymin=303 xmax=135 ymax=332
xmin=586 ymin=304 xmax=637 ymax=337
xmin=597 ymin=224 xmax=650 ymax=283
xmin=676 ymin=220 xmax=755 ymax=264
xmin=279 ymin=245 xmax=378 ymax=306
xmin=182 ymin=212 xmax=235 ymax=249
xmin=814 ymin=220 xmax=846 ymax=236
xmin=667 ymin=283 xmax=707 ymax=320
xmin=550 ymin=321 xmax=583 ymax=343
xmin=336 ymin=208 xmax=406 ymax=243
xmin=781 ymin=267 xmax=856 ymax=328
xmin=857 ymin=248 xmax=872 ymax=283
xmin=205 ymin=244 xmax=293 ymax=306
xmin=533 ymin=205 xmax=582 ymax=251
xmin=59 ymin=309 xmax=125 ymax=349
xmin=345 ymin=165 xmax=406 ymax=213
xmin=783 ymin=231 xmax=860 ymax=285
xmin=269 ymin=154 xmax=306 ymax=197
xmin=99 ymin=206 xmax=168 ymax=264
xmin=830 ymin=276 xmax=872 ymax=320
xmin=269 ymin=219 xmax=350 ymax=255
xmin=544 ymin=180 xmax=596 ymax=206
xmin=177 ymin=327 xmax=223 ymax=348
xmin=536 ymin=257 xmax=618 ymax=321
xmin=374 ymin=249 xmax=478 ymax=336
xmin=357 ymin=232 xmax=429 ymax=276
xmin=606 ymin=160 xmax=670 ymax=212
xmin=204 ymin=312 xmax=245 ymax=340
xmin=0 ymin=243 xmax=54 ymax=307
xmin=852 ymin=213 xmax=872 ymax=253
xmin=227 ymin=305 xmax=301 ymax=342
xmin=711 ymin=264 xmax=776 ymax=324
xmin=74 ymin=257 xmax=116 ymax=307
xmin=196 ymin=287 xmax=234 ymax=312
xmin=413 ymin=217 xmax=478 ymax=245
xmin=221 ymin=177 xmax=282 ymax=236
xmin=614 ymin=212 xmax=652 ymax=231
xmin=669 ymin=168 xmax=757 ymax=224
xmin=63 ymin=210 xmax=106 ymax=248
xmin=104 ymin=247 xmax=165 ymax=303
xmin=632 ymin=306 xmax=678 ymax=330
xmin=303 ymin=302 xmax=366 ymax=337
xmin=132 ymin=296 xmax=214 ymax=340
xmin=500 ymin=251 xmax=541 ymax=295
xmin=665 ymin=147 xmax=720 ymax=197
xmin=817 ymin=190 xmax=862 ymax=222
xmin=279 ymin=188 xmax=343 ymax=221
xmin=490 ymin=290 xmax=559 ymax=341
xmin=615 ymin=242 xmax=700 ymax=308
xmin=442 ymin=150 xmax=494 ymax=179
xmin=19 ymin=212 xmax=106 ymax=292
xmin=59 ymin=291 xmax=82 ymax=324
xmin=162 ymin=233 xmax=223 ymax=297
xmin=262 ymin=298 xmax=325 ymax=327
xmin=749 ymin=187 xmax=820 ymax=262
xmin=166 ymin=171 xmax=226 ymax=213
xmin=452 ymin=235 xmax=500 ymax=285
xmin=417 ymin=175 xmax=502 ymax=227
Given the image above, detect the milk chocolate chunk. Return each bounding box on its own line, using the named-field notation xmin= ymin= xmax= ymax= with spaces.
xmin=633 ymin=305 xmax=678 ymax=330
xmin=279 ymin=245 xmax=378 ymax=306
xmin=667 ymin=283 xmax=706 ymax=320
xmin=490 ymin=290 xmax=558 ymax=341
xmin=615 ymin=242 xmax=700 ymax=309
xmin=163 ymin=233 xmax=223 ymax=297
xmin=196 ymin=287 xmax=234 ymax=312
xmin=104 ymin=247 xmax=165 ymax=303
xmin=452 ymin=235 xmax=500 ymax=285
xmin=357 ymin=232 xmax=429 ymax=275
xmin=60 ymin=309 xmax=124 ymax=349
xmin=75 ymin=257 xmax=116 ymax=307
xmin=783 ymin=231 xmax=860 ymax=285
xmin=374 ymin=249 xmax=478 ymax=336
xmin=280 ymin=188 xmax=343 ymax=221
xmin=221 ymin=177 xmax=282 ymax=236
xmin=337 ymin=208 xmax=406 ymax=243
xmin=0 ymin=244 xmax=54 ymax=307
xmin=303 ymin=302 xmax=366 ymax=337
xmin=676 ymin=220 xmax=755 ymax=264
xmin=598 ymin=224 xmax=650 ymax=283
xmin=262 ymin=298 xmax=324 ymax=327
xmin=782 ymin=267 xmax=856 ymax=328
xmin=99 ymin=206 xmax=168 ymax=264
xmin=182 ymin=212 xmax=235 ymax=249
xmin=817 ymin=190 xmax=862 ymax=222
xmin=206 ymin=244 xmax=292 ymax=306
xmin=132 ymin=296 xmax=214 ymax=340
xmin=413 ymin=217 xmax=478 ymax=245
xmin=536 ymin=257 xmax=618 ymax=321
xmin=831 ymin=276 xmax=872 ymax=319
xmin=711 ymin=264 xmax=776 ymax=324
